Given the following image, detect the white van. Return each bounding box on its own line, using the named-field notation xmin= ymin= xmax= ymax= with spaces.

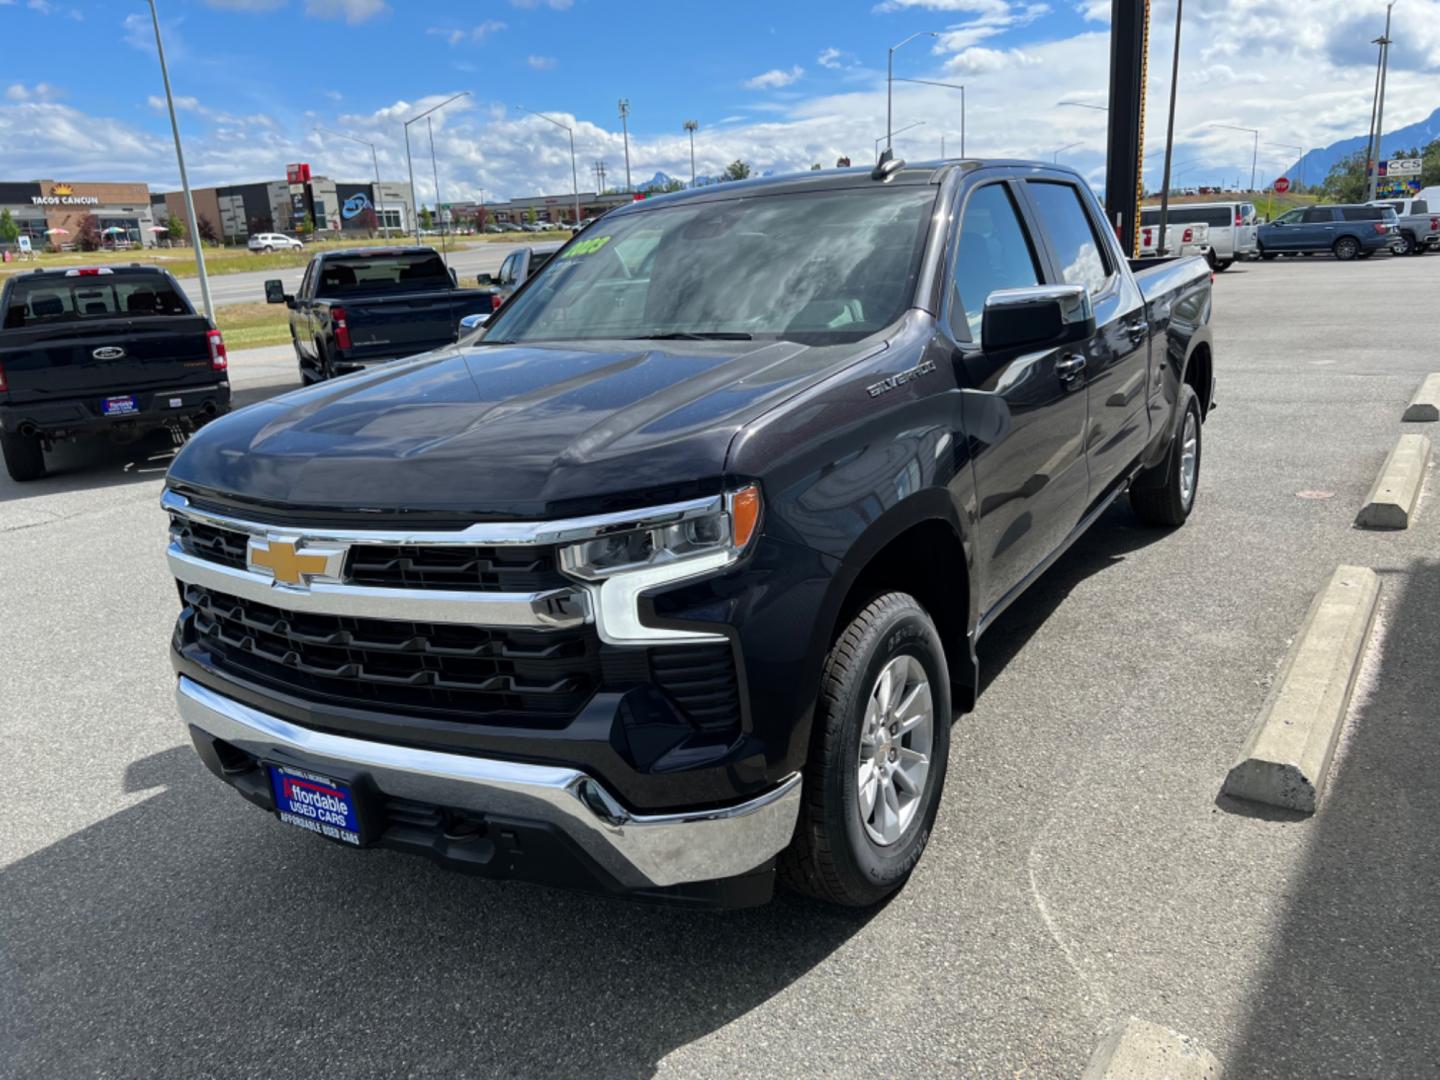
xmin=1139 ymin=201 xmax=1259 ymax=270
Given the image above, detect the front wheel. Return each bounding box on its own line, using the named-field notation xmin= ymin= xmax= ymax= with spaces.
xmin=1333 ymin=236 xmax=1360 ymax=261
xmin=1390 ymin=234 xmax=1414 ymax=257
xmin=1 ymin=428 xmax=46 ymax=482
xmin=1131 ymin=385 xmax=1201 ymax=528
xmin=262 ymin=245 xmax=274 ymax=253
xmin=1259 ymin=244 xmax=1278 ymax=261
xmin=1214 ymin=259 xmax=1233 ymax=272
xmin=780 ymin=592 xmax=951 ymax=907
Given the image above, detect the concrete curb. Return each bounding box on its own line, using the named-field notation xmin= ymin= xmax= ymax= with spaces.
xmin=1355 ymin=433 xmax=1430 ymax=530
xmin=1402 ymin=374 xmax=1440 ymax=422
xmin=1080 ymin=1017 xmax=1221 ymax=1079
xmin=1221 ymin=565 xmax=1380 ymax=813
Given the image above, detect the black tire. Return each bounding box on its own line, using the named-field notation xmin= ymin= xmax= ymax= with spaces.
xmin=263 ymin=245 xmax=274 ymax=253
xmin=1 ymin=428 xmax=46 ymax=482
xmin=1357 ymin=251 xmax=1374 ymax=260
xmin=1259 ymin=245 xmax=1278 ymax=261
xmin=1131 ymin=384 xmax=1201 ymax=528
xmin=1214 ymin=258 xmax=1233 ymax=272
xmin=1391 ymin=233 xmax=1413 ymax=256
xmin=1333 ymin=236 xmax=1360 ymax=261
xmin=780 ymin=592 xmax=951 ymax=907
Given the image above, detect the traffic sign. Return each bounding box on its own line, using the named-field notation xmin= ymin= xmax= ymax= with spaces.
xmin=1274 ymin=177 xmax=1290 ymax=194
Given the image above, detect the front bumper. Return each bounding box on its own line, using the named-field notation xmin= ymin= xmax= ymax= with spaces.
xmin=177 ymin=675 xmax=802 ymax=904
xmin=0 ymin=382 xmax=229 ymax=438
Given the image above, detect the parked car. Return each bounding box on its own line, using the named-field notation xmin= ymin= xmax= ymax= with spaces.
xmin=470 ymin=242 xmax=564 ymax=323
xmin=165 ymin=160 xmax=1214 ymax=908
xmin=1140 ymin=201 xmax=1258 ymax=269
xmin=0 ymin=266 xmax=230 ymax=481
xmin=1138 ymin=220 xmax=1211 ymax=259
xmin=248 ymin=233 xmax=304 ymax=253
xmin=1367 ymin=198 xmax=1439 ymax=256
xmin=1257 ymin=204 xmax=1398 ymax=261
xmin=264 ymin=246 xmax=495 ymax=383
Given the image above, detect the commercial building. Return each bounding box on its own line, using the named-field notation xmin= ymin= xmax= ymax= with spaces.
xmin=153 ymin=170 xmax=416 ymax=242
xmin=445 ymin=190 xmax=639 ymax=227
xmin=0 ymin=180 xmax=159 ymax=246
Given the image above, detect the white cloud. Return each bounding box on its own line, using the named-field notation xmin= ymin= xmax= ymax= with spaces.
xmin=944 ymin=46 xmax=1041 ymax=75
xmin=428 ymin=20 xmax=506 ymax=45
xmin=324 ymin=89 xmax=344 ymax=101
xmin=1075 ymin=0 xmax=1108 ymax=20
xmin=5 ymin=82 xmax=61 ymax=102
xmin=527 ymin=55 xmax=557 ymax=70
xmin=204 ymin=0 xmax=286 ymax=9
xmin=147 ymin=94 xmax=201 ymax=111
xmin=874 ymin=0 xmax=1010 ymax=12
xmin=509 ymin=0 xmax=572 ymax=7
xmin=744 ymin=66 xmax=804 ymax=90
xmin=817 ymin=47 xmax=845 ymax=69
xmin=303 ymin=0 xmax=388 ymax=23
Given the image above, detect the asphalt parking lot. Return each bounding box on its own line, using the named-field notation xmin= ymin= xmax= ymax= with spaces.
xmin=3 ymin=253 xmax=1438 ymax=1079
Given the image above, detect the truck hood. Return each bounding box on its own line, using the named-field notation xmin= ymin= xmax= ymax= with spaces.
xmin=168 ymin=338 xmax=857 ymax=517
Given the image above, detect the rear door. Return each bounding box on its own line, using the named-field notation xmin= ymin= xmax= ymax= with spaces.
xmin=948 ymin=176 xmax=1091 ymax=615
xmin=0 ymin=271 xmax=213 ymax=403
xmin=1298 ymin=207 xmax=1336 ymax=249
xmin=1023 ymin=176 xmax=1150 ymax=499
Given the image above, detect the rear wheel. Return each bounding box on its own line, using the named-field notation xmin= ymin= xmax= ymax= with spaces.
xmin=1391 ymin=233 xmax=1414 ymax=257
xmin=1259 ymin=244 xmax=1278 ymax=261
xmin=780 ymin=592 xmax=951 ymax=907
xmin=1131 ymin=385 xmax=1201 ymax=528
xmin=1214 ymin=259 xmax=1233 ymax=272
xmin=1333 ymin=236 xmax=1361 ymax=261
xmin=1 ymin=428 xmax=46 ymax=482
xmin=262 ymin=245 xmax=274 ymax=253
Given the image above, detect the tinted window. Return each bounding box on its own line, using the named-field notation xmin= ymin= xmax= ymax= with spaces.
xmin=949 ymin=183 xmax=1041 ymax=341
xmin=1302 ymin=208 xmax=1332 ymax=223
xmin=1413 ymin=200 xmax=1428 ymax=214
xmin=317 ymin=251 xmax=451 ymax=294
xmin=1340 ymin=206 xmax=1384 ymax=221
xmin=3 ymin=274 xmax=192 ymax=328
xmin=1027 ymin=181 xmax=1109 ymax=294
xmin=486 ymin=186 xmax=938 ymax=346
xmin=1274 ymin=209 xmax=1304 ymax=225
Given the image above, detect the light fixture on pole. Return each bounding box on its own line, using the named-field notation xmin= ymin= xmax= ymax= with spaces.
xmin=402 ymin=90 xmax=470 ymax=244
xmin=515 ymin=106 xmax=580 ymax=226
xmin=146 ymin=0 xmax=212 ymax=321
xmin=618 ymin=99 xmax=632 ymax=192
xmin=1057 ymin=100 xmax=1109 ymax=112
xmin=1210 ymin=122 xmax=1260 ymax=191
xmin=891 ymin=76 xmax=966 ymax=156
xmin=316 ymin=127 xmax=388 ymax=236
xmin=1052 ymin=141 xmax=1082 ymax=163
xmin=1268 ymin=140 xmax=1305 ymax=192
xmin=875 ymin=120 xmax=926 ymax=162
xmin=886 ymin=30 xmax=940 ymax=153
xmin=683 ymin=120 xmax=699 ymax=187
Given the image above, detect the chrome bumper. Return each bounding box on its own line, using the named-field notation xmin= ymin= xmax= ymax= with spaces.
xmin=176 ymin=676 xmax=801 ymax=889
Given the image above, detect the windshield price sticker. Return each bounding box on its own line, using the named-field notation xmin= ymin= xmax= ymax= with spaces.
xmin=561 ymin=235 xmax=611 ymax=259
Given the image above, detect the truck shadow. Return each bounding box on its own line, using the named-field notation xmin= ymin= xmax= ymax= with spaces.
xmin=0 ymin=746 xmax=872 ymax=1079
xmin=1224 ymin=559 xmax=1440 ymax=1077
xmin=975 ymin=503 xmax=1168 ymax=693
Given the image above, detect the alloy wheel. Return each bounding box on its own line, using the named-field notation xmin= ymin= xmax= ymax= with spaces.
xmin=857 ymin=655 xmax=934 ymax=847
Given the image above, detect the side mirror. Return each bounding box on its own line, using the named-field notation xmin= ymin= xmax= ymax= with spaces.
xmin=980 ymin=284 xmax=1094 ymax=355
xmin=476 ymin=272 xmax=495 ymax=286
xmin=264 ymin=279 xmax=291 ymax=306
xmin=449 ymin=268 xmax=458 ymax=287
xmin=459 ymin=313 xmax=489 ymax=332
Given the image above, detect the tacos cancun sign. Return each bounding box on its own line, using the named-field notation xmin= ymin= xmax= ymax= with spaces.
xmin=32 ymin=184 xmax=100 ymax=207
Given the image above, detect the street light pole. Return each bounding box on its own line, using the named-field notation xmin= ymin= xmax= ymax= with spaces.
xmin=618 ymin=99 xmax=632 ymax=192
xmin=146 ymin=0 xmax=212 ymax=321
xmin=1156 ymin=0 xmax=1183 ymax=255
xmin=891 ymin=76 xmax=966 ymax=156
xmin=515 ymin=107 xmax=580 ymax=226
xmin=875 ymin=121 xmax=926 ymax=162
xmin=316 ymin=127 xmax=387 ymax=236
xmin=683 ymin=120 xmax=698 ymax=187
xmin=1211 ymin=123 xmax=1260 ymax=191
xmin=427 ymin=116 xmax=448 ymax=264
xmin=402 ymin=90 xmax=470 ymax=244
xmin=1052 ymin=141 xmax=1082 ymax=162
xmin=886 ymin=30 xmax=940 ymax=152
xmin=1367 ymin=2 xmax=1395 ymax=202
xmin=1269 ymin=141 xmax=1304 ymax=192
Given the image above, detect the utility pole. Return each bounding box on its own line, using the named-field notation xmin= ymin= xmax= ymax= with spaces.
xmin=683 ymin=120 xmax=698 ymax=187
xmin=1366 ymin=2 xmax=1395 ymax=202
xmin=1155 ymin=0 xmax=1183 ymax=256
xmin=427 ymin=116 xmax=448 ymax=264
xmin=618 ymin=99 xmax=632 ymax=192
xmin=403 ymin=91 xmax=470 ymax=244
xmin=147 ymin=0 xmax=212 ymax=320
xmin=886 ymin=30 xmax=939 ymax=154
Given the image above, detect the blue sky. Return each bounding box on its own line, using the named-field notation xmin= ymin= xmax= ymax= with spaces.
xmin=2 ymin=0 xmax=1438 ymax=203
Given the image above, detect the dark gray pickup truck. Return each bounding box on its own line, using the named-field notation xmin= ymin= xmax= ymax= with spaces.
xmin=266 ymin=247 xmax=494 ymax=383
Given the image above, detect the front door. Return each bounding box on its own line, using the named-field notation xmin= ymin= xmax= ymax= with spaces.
xmin=947 ymin=178 xmax=1091 ymax=616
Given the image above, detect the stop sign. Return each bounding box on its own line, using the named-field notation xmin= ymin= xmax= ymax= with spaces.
xmin=1274 ymin=177 xmax=1290 ymax=193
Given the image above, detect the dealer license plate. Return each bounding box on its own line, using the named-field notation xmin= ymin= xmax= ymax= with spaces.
xmin=100 ymin=395 xmax=138 ymax=415
xmin=267 ymin=764 xmax=361 ymax=846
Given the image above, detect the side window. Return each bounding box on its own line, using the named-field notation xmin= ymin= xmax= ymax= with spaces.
xmin=1301 ymin=208 xmax=1331 ymax=224
xmin=1274 ymin=209 xmax=1303 ymax=225
xmin=498 ymin=254 xmax=517 ymax=285
xmin=1413 ymin=200 xmax=1428 ymax=214
xmin=948 ymin=183 xmax=1041 ymax=342
xmin=1026 ymin=180 xmax=1110 ymax=295
xmin=299 ymin=260 xmax=315 ymax=299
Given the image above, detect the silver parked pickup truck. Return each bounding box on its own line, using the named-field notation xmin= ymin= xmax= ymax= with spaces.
xmin=1368 ymin=198 xmax=1440 ymax=256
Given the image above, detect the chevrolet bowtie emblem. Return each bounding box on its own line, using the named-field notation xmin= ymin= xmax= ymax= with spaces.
xmin=247 ymin=537 xmax=343 ymax=586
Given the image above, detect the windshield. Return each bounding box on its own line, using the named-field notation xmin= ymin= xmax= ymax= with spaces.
xmin=483 ymin=185 xmax=938 ymax=346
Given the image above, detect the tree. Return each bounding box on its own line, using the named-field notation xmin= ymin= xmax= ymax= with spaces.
xmin=167 ymin=213 xmax=186 ymax=245
xmin=1320 ymin=149 xmax=1368 ymax=204
xmin=75 ymin=214 xmax=101 ymax=251
xmin=524 ymin=206 xmax=537 ymax=225
xmin=0 ymin=209 xmax=18 ymax=245
xmin=811 ymin=163 xmax=822 ymax=171
xmin=836 ymin=156 xmax=852 ymax=168
xmin=196 ymin=214 xmax=219 ymax=245
xmin=358 ymin=206 xmax=379 ymax=237
xmin=295 ymin=213 xmax=316 ymax=236
xmin=722 ymin=159 xmax=752 ymax=182
xmin=419 ymin=206 xmax=434 ymax=231
xmin=475 ymin=205 xmax=488 ymax=230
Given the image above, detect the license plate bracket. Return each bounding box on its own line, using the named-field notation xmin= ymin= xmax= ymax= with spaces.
xmin=101 ymin=395 xmax=138 ymax=416
xmin=266 ymin=763 xmax=366 ymax=846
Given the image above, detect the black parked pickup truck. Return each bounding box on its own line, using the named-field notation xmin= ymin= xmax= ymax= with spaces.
xmin=266 ymin=246 xmax=495 ymax=384
xmin=0 ymin=266 xmax=230 ymax=482
xmin=164 ymin=161 xmax=1214 ymax=908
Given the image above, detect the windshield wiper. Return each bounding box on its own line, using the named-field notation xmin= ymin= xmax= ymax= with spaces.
xmin=643 ymin=331 xmax=754 ymax=341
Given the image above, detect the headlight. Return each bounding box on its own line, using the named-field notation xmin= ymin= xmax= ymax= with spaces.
xmin=559 ymin=486 xmax=762 ymax=645
xmin=559 ymin=485 xmax=761 ymax=581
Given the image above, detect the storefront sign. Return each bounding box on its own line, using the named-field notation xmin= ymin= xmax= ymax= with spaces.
xmin=32 ymin=184 xmax=100 ymax=207
xmin=341 ymin=192 xmax=373 ymax=219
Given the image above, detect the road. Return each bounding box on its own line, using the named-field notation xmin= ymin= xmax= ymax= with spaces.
xmin=175 ymin=240 xmax=526 ymax=308
xmin=3 ymin=255 xmax=1439 ymax=1078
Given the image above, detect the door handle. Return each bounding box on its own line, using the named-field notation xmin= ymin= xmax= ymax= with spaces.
xmin=1056 ymin=353 xmax=1087 ymax=381
xmin=1126 ymin=319 xmax=1150 ymax=340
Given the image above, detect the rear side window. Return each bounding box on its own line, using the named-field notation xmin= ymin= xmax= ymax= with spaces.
xmin=1340 ymin=206 xmax=1384 ymax=221
xmin=316 ymin=251 xmax=450 ymax=294
xmin=3 ymin=274 xmax=192 ymax=328
xmin=1026 ymin=180 xmax=1110 ymax=294
xmin=949 ymin=183 xmax=1041 ymax=342
xmin=1413 ymin=200 xmax=1428 ymax=214
xmin=1302 ymin=208 xmax=1332 ymax=223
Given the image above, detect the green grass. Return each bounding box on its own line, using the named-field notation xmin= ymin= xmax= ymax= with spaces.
xmin=213 ymin=302 xmax=294 ymax=350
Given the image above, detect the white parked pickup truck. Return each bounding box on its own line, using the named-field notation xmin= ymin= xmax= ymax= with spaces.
xmin=1139 ymin=220 xmax=1211 ymax=260
xmin=1367 ymin=198 xmax=1439 ymax=256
